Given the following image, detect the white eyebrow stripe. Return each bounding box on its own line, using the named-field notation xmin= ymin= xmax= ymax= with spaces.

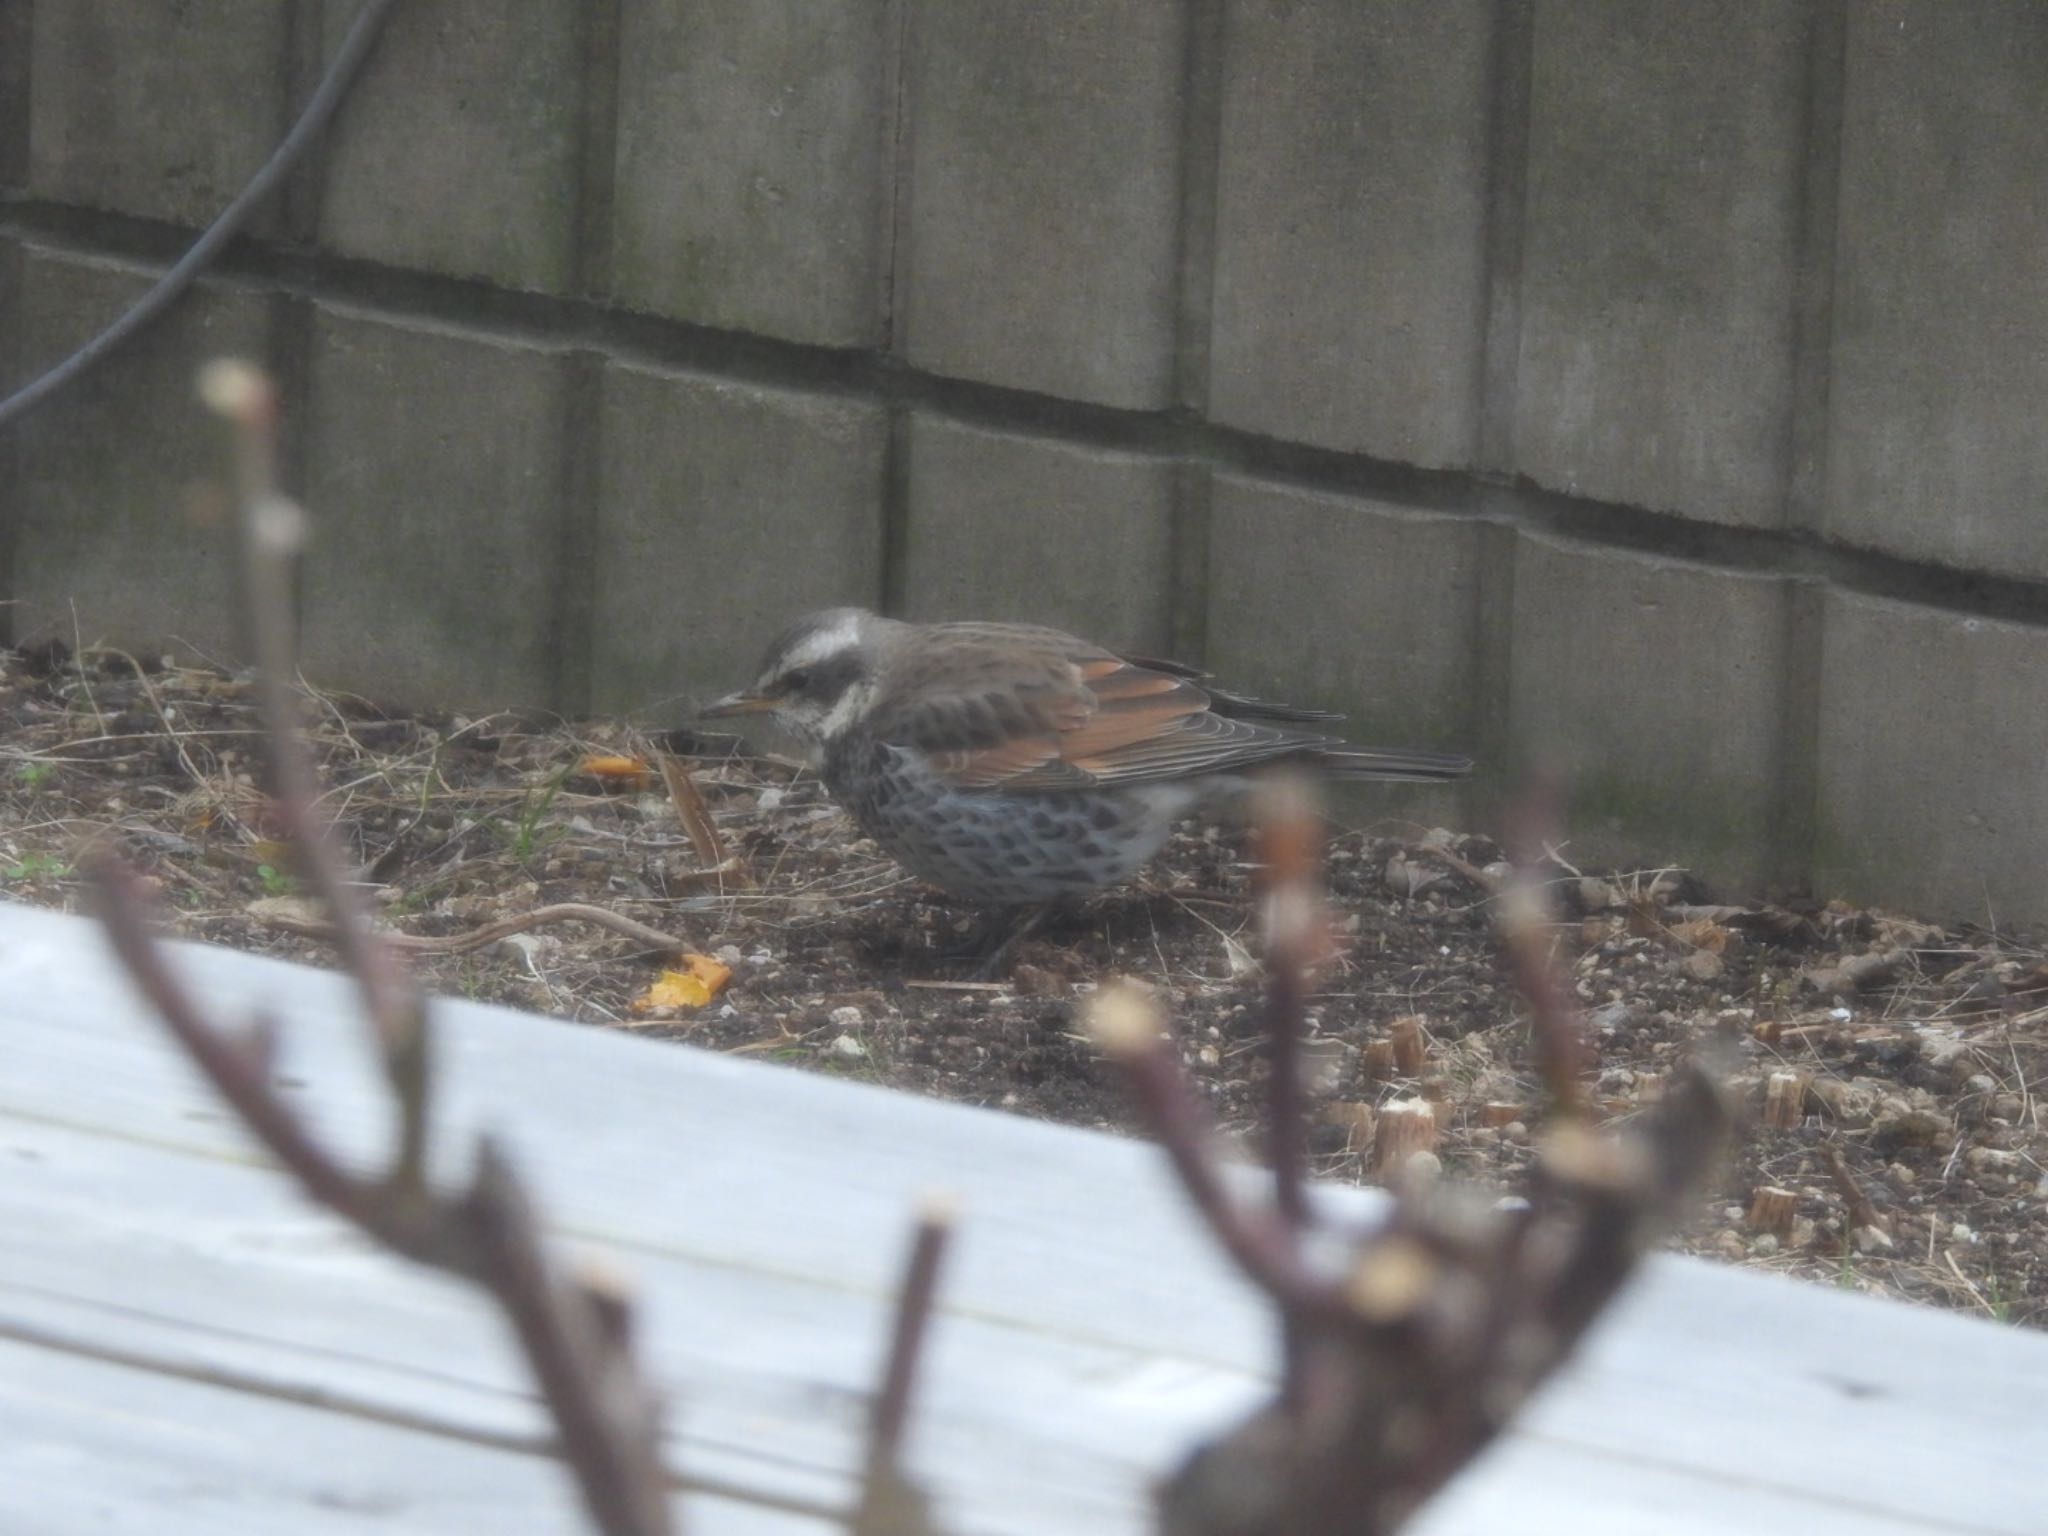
xmin=784 ymin=613 xmax=863 ymax=670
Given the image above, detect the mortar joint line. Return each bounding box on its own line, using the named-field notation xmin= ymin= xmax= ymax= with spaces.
xmin=1475 ymin=0 xmax=1534 ymax=479
xmin=8 ymin=197 xmax=2048 ymax=636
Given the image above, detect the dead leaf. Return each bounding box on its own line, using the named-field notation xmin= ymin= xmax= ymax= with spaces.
xmin=1669 ymin=918 xmax=1733 ymax=955
xmin=658 ymin=754 xmax=726 ymax=868
xmin=578 ymin=754 xmax=654 ymax=789
xmin=248 ymin=838 xmax=293 ymax=870
xmin=2004 ymin=961 xmax=2048 ymax=998
xmin=1872 ymin=914 xmax=1946 ymax=949
xmin=246 ymin=893 xmax=326 ymax=930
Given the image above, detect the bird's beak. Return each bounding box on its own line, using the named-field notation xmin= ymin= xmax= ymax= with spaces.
xmin=700 ymin=689 xmax=777 ymax=719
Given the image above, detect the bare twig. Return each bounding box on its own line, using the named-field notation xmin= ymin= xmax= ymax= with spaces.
xmin=98 ymin=646 xmax=257 ymax=845
xmin=1822 ymin=1144 xmax=1885 ymax=1236
xmin=1502 ymin=783 xmax=1592 ymax=1118
xmin=1099 ymin=783 xmax=1734 ymax=1536
xmin=851 ymin=1197 xmax=957 ymax=1536
xmin=465 ymin=1147 xmax=673 ymax=1536
xmin=1408 ymin=840 xmax=1503 ymax=895
xmin=1251 ymin=774 xmax=1334 ymax=1411
xmin=866 ymin=1195 xmax=956 ymax=1475
xmin=96 ymin=858 xmax=418 ymax=1246
xmin=203 ymin=360 xmax=434 ymax=1188
xmin=1252 ymin=773 xmax=1322 ymax=1232
xmin=1085 ymin=985 xmax=1335 ymax=1316
xmin=257 ymin=900 xmax=691 ymax=958
xmin=89 ymin=361 xmax=678 ymax=1536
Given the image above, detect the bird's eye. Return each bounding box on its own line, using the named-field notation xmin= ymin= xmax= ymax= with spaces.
xmin=781 ymin=667 xmax=812 ymax=693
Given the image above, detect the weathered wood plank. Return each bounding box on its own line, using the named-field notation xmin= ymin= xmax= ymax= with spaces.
xmin=3 ymin=902 xmax=2045 ymax=1534
xmin=0 ymin=1108 xmax=1202 ymax=1534
xmin=0 ymin=1332 xmax=832 ymax=1535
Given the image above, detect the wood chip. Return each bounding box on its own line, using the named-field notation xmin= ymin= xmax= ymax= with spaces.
xmin=1747 ymin=1185 xmax=1798 ymax=1234
xmin=1390 ymin=1014 xmax=1428 ymax=1074
xmin=1762 ymin=1070 xmax=1808 ymax=1130
xmin=1373 ymin=1098 xmax=1438 ymax=1173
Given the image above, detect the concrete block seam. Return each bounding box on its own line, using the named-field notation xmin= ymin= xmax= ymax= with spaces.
xmin=5 ymin=205 xmax=2048 ymax=646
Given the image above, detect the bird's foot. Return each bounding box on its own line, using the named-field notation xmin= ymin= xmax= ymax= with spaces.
xmin=943 ymin=903 xmax=1054 ymax=982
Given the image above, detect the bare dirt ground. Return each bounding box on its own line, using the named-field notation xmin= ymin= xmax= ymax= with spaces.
xmin=4 ymin=641 xmax=2043 ymax=1328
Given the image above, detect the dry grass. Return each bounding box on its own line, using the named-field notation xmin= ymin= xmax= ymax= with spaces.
xmin=4 ymin=639 xmax=2043 ymax=1328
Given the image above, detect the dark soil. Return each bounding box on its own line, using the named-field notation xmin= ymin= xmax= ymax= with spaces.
xmin=4 ymin=641 xmax=2043 ymax=1327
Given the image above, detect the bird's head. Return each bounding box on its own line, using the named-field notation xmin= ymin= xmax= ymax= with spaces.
xmin=701 ymin=607 xmax=884 ymax=749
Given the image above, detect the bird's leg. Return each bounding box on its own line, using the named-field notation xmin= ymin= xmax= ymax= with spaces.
xmin=958 ymin=902 xmax=1053 ymax=981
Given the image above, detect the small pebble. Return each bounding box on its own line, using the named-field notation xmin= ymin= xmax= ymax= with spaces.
xmin=828 ymin=1033 xmax=867 ymax=1060
xmin=1752 ymin=1234 xmax=1779 ymax=1257
xmin=829 ymin=1005 xmax=865 ymax=1029
xmin=1682 ymin=950 xmax=1725 ymax=983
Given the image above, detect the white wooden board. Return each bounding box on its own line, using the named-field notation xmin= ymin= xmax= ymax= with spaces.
xmin=2 ymin=900 xmax=2043 ymax=1534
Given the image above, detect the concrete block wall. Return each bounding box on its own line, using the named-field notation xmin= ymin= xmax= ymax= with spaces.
xmin=5 ymin=1 xmax=2048 ymax=927
xmin=1208 ymin=1 xmax=1492 ymax=462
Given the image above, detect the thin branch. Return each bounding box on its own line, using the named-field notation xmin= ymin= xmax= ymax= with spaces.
xmin=1408 ymin=840 xmax=1504 ymax=896
xmin=203 ymin=360 xmax=434 ymax=1190
xmin=466 ymin=1141 xmax=674 ymax=1536
xmin=1500 ymin=782 xmax=1592 ymax=1118
xmin=256 ymin=900 xmax=691 ymax=958
xmin=865 ymin=1195 xmax=956 ymax=1475
xmin=1145 ymin=780 xmax=1735 ymax=1536
xmin=1251 ymin=774 xmax=1333 ymax=1415
xmin=848 ymin=1199 xmax=957 ymax=1536
xmin=1252 ymin=773 xmax=1321 ymax=1233
xmin=93 ymin=857 xmax=414 ymax=1247
xmin=1085 ymin=985 xmax=1336 ymax=1316
xmin=1822 ymin=1143 xmax=1885 ymax=1236
xmin=1500 ymin=871 xmax=1592 ymax=1118
xmin=98 ymin=645 xmax=256 ymax=844
xmin=87 ymin=360 xmax=679 ymax=1536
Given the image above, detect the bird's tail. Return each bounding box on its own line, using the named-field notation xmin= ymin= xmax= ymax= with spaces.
xmin=1309 ymin=745 xmax=1474 ymax=782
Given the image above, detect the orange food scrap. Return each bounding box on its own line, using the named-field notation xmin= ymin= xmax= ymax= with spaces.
xmin=632 ymin=954 xmax=732 ymax=1014
xmin=579 ymin=754 xmax=654 ymax=787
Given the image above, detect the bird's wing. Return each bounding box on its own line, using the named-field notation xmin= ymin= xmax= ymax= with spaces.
xmin=865 ymin=625 xmax=1332 ymax=792
xmin=1114 ymin=651 xmax=1344 ymax=725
